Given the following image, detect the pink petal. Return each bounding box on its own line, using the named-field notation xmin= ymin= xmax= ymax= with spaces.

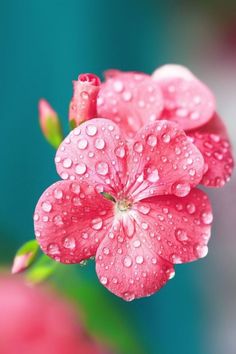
xmin=188 ymin=113 xmax=234 ymax=187
xmin=95 ymin=219 xmax=174 ymax=301
xmin=69 ymin=73 xmax=101 ymax=126
xmin=125 ymin=120 xmax=204 ymax=201
xmin=132 ymin=188 xmax=212 ymax=264
xmin=34 ymin=180 xmax=114 ymax=264
xmin=55 ymin=118 xmax=127 ymax=197
xmin=97 ymin=72 xmax=164 ymax=138
xmin=152 ymin=64 xmax=216 ymax=130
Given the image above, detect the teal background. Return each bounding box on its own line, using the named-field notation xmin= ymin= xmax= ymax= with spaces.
xmin=1 ymin=1 xmax=236 ymax=354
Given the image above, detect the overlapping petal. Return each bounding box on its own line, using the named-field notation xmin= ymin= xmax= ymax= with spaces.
xmin=152 ymin=64 xmax=216 ymax=131
xmin=132 ymin=188 xmax=212 ymax=264
xmin=97 ymin=72 xmax=164 ymax=138
xmin=95 ymin=219 xmax=174 ymax=301
xmin=188 ymin=114 xmax=234 ymax=187
xmin=125 ymin=120 xmax=204 ymax=201
xmin=34 ymin=180 xmax=114 ymax=263
xmin=55 ymin=119 xmax=128 ymax=197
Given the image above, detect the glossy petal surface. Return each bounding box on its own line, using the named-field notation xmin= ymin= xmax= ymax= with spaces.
xmin=34 ymin=180 xmax=114 ymax=263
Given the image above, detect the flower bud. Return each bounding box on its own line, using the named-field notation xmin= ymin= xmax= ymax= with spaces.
xmin=69 ymin=73 xmax=101 ymax=129
xmin=38 ymin=99 xmax=63 ymax=148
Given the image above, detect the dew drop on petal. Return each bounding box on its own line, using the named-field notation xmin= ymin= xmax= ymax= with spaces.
xmin=175 ymin=228 xmax=188 ymax=241
xmin=91 ymin=217 xmax=103 ymax=230
xmin=63 ymin=236 xmax=76 ymax=250
xmin=100 ymin=276 xmax=108 ymax=285
xmin=147 ymin=134 xmax=157 ymax=147
xmin=54 ymin=189 xmax=63 ymax=200
xmin=194 ymin=244 xmax=208 ymax=258
xmin=136 ymin=255 xmax=144 ymax=264
xmin=113 ymin=80 xmax=124 ymax=92
xmin=201 ymin=212 xmax=213 ymax=225
xmin=96 ymin=162 xmax=109 ymax=176
xmin=95 ymin=138 xmax=105 ymax=150
xmin=86 ymin=124 xmax=97 ymax=136
xmin=75 ymin=163 xmax=87 ymax=175
xmin=42 ymin=201 xmax=52 ymax=212
xmin=162 ymin=134 xmax=171 ymax=143
xmin=134 ymin=142 xmax=144 ymax=153
xmin=137 ymin=204 xmax=150 ymax=215
xmin=124 ymin=256 xmax=132 ymax=268
xmin=78 ymin=139 xmax=88 ymax=149
xmin=133 ymin=240 xmax=141 ymax=248
xmin=147 ymin=168 xmax=159 ymax=183
xmin=47 ymin=243 xmax=60 ymax=255
xmin=172 ymin=182 xmax=191 ymax=197
xmin=115 ymin=146 xmax=126 ymax=158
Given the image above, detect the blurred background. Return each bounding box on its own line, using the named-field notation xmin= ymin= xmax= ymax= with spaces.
xmin=0 ymin=0 xmax=235 ymax=353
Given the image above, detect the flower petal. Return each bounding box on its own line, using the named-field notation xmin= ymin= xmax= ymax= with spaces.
xmin=152 ymin=64 xmax=216 ymax=130
xmin=125 ymin=120 xmax=204 ymax=201
xmin=55 ymin=118 xmax=128 ymax=197
xmin=95 ymin=219 xmax=174 ymax=300
xmin=132 ymin=188 xmax=212 ymax=264
xmin=188 ymin=114 xmax=234 ymax=187
xmin=97 ymin=72 xmax=164 ymax=138
xmin=34 ymin=180 xmax=114 ymax=264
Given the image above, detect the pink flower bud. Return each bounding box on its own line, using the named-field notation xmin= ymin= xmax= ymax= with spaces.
xmin=69 ymin=73 xmax=101 ymax=128
xmin=38 ymin=99 xmax=63 ymax=149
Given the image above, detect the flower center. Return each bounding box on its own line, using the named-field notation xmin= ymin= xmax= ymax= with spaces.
xmin=117 ymin=199 xmax=132 ymax=212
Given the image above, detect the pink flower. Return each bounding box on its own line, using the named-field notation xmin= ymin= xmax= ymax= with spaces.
xmin=34 ymin=118 xmax=212 ymax=301
xmin=69 ymin=73 xmax=101 ymax=128
xmin=97 ymin=65 xmax=234 ymax=187
xmin=0 ymin=275 xmax=107 ymax=354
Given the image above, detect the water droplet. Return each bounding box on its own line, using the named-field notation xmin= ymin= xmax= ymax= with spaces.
xmin=103 ymin=247 xmax=110 ymax=255
xmin=171 ymin=254 xmax=182 ymax=264
xmin=95 ymin=138 xmax=105 ymax=150
xmin=201 ymin=212 xmax=213 ymax=225
xmin=75 ymin=163 xmax=87 ymax=175
xmin=137 ymin=204 xmax=150 ymax=215
xmin=47 ymin=243 xmax=60 ymax=255
xmin=136 ymin=255 xmax=144 ymax=264
xmin=33 ymin=213 xmax=39 ymax=221
xmin=122 ymin=91 xmax=132 ymax=101
xmin=147 ymin=134 xmax=157 ymax=147
xmin=162 ymin=134 xmax=171 ymax=143
xmin=71 ymin=183 xmax=80 ymax=194
xmin=134 ymin=142 xmax=144 ymax=153
xmin=113 ymin=80 xmax=124 ymax=92
xmin=63 ymin=158 xmax=72 ymax=169
xmin=133 ymin=240 xmax=141 ymax=248
xmin=86 ymin=124 xmax=97 ymax=136
xmin=151 ymin=257 xmax=157 ymax=264
xmin=78 ymin=139 xmax=88 ymax=149
xmin=194 ymin=244 xmax=208 ymax=258
xmin=80 ymin=91 xmax=89 ymax=100
xmin=124 ymin=292 xmax=135 ymax=301
xmin=141 ymin=222 xmax=148 ymax=230
xmin=175 ymin=228 xmax=188 ymax=241
xmin=172 ymin=182 xmax=191 ymax=197
xmin=166 ymin=269 xmax=175 ymax=279
xmin=54 ymin=189 xmax=63 ymax=200
xmin=100 ymin=276 xmax=108 ymax=285
xmin=186 ymin=203 xmax=196 ymax=214
xmin=147 ymin=168 xmax=159 ymax=183
xmin=124 ymin=256 xmax=132 ymax=268
xmin=91 ymin=217 xmax=103 ymax=230
xmin=53 ymin=214 xmax=63 ymax=226
xmin=63 ymin=236 xmax=76 ymax=250
xmin=42 ymin=201 xmax=52 ymax=212
xmin=115 ymin=146 xmax=125 ymax=158
xmin=96 ymin=162 xmax=109 ymax=175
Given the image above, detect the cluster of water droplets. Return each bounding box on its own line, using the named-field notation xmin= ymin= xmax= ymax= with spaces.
xmin=190 ymin=131 xmax=233 ymax=187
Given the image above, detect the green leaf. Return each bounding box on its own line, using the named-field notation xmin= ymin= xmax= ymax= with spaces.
xmin=26 ymin=254 xmax=59 ymax=284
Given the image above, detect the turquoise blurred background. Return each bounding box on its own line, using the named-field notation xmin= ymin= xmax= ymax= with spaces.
xmin=0 ymin=1 xmax=236 ymax=353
